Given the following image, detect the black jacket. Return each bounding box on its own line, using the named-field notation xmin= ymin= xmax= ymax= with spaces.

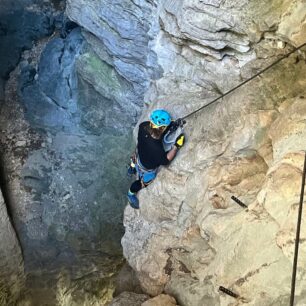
xmin=137 ymin=121 xmax=169 ymax=169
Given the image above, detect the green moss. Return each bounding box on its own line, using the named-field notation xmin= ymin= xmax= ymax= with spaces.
xmin=77 ymin=52 xmax=122 ymax=98
xmin=254 ymin=126 xmax=267 ymax=145
xmin=0 ymin=282 xmax=9 ymax=306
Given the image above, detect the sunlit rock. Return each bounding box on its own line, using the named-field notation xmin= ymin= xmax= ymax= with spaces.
xmin=122 ymin=1 xmax=306 ymax=305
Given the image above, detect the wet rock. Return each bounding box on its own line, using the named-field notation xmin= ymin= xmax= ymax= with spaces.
xmin=76 ymin=51 xmax=137 ymax=132
xmin=19 ymin=28 xmax=85 ymax=131
xmin=0 ymin=191 xmax=24 ymax=305
xmin=0 ymin=4 xmax=134 ymax=304
xmin=38 ymin=28 xmax=84 ymax=110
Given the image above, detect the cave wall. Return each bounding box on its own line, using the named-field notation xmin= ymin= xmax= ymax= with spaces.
xmin=0 ymin=0 xmax=165 ymax=305
xmin=0 ymin=0 xmax=157 ymax=304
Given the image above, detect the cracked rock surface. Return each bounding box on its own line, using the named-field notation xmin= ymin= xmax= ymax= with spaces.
xmin=0 ymin=0 xmax=153 ymax=304
xmin=122 ymin=1 xmax=306 ymax=306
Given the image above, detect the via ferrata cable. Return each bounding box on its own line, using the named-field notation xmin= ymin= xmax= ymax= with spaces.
xmin=290 ymin=151 xmax=306 ymax=306
xmin=182 ymin=42 xmax=306 ymax=121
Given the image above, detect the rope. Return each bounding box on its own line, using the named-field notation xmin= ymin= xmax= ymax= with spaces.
xmin=290 ymin=151 xmax=306 ymax=306
xmin=182 ymin=42 xmax=306 ymax=120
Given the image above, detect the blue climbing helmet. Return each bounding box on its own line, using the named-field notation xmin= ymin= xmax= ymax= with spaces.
xmin=150 ymin=109 xmax=171 ymax=128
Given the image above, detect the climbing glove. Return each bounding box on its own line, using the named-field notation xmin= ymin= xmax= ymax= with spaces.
xmin=169 ymin=118 xmax=186 ymax=132
xmin=175 ymin=133 xmax=185 ymax=149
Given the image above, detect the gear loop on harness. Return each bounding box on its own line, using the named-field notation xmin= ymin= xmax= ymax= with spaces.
xmin=129 ymin=150 xmax=158 ymax=187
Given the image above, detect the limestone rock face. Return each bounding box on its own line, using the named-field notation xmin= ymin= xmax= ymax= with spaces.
xmin=66 ymin=0 xmax=161 ymax=124
xmin=143 ymin=0 xmax=306 ymax=120
xmin=0 ymin=191 xmax=24 ymax=305
xmin=122 ymin=1 xmax=306 ymax=306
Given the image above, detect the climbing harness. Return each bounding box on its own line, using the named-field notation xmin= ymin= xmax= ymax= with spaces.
xmin=135 ymin=156 xmax=157 ymax=185
xmin=180 ymin=42 xmax=306 ymax=121
xmin=128 ymin=153 xmax=157 ymax=186
xmin=290 ymin=151 xmax=306 ymax=306
xmin=127 ymin=118 xmax=185 ymax=183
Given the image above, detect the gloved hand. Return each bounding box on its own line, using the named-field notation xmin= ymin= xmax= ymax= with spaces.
xmin=175 ymin=133 xmax=185 ymax=149
xmin=169 ymin=118 xmax=185 ymax=132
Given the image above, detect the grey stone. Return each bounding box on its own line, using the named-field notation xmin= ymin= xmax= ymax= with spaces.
xmin=0 ymin=3 xmax=137 ymax=303
xmin=38 ymin=28 xmax=84 ymax=109
xmin=18 ymin=28 xmax=85 ymax=132
xmin=0 ymin=191 xmax=24 ymax=305
xmin=66 ymin=0 xmax=155 ymax=63
xmin=0 ymin=0 xmax=55 ymax=81
xmin=66 ymin=0 xmax=160 ymax=113
xmin=108 ymin=291 xmax=149 ymax=306
xmin=2 ymin=0 xmax=306 ymax=305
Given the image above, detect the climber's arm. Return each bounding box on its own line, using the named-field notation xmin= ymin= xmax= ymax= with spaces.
xmin=166 ymin=133 xmax=185 ymax=162
xmin=166 ymin=146 xmax=178 ymax=161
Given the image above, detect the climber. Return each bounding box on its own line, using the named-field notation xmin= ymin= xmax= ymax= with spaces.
xmin=127 ymin=109 xmax=185 ymax=209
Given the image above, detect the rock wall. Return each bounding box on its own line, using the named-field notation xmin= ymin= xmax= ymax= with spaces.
xmin=0 ymin=0 xmax=58 ymax=99
xmin=122 ymin=1 xmax=306 ymax=305
xmin=1 ymin=0 xmax=151 ymax=304
xmin=66 ymin=0 xmax=161 ymax=126
xmin=0 ymin=191 xmax=24 ymax=305
xmin=1 ymin=0 xmax=306 ymax=305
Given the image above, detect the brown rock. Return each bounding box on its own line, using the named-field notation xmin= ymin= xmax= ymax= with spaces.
xmin=141 ymin=294 xmax=177 ymax=306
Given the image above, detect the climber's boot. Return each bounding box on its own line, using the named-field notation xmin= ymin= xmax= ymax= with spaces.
xmin=127 ymin=190 xmax=139 ymax=209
